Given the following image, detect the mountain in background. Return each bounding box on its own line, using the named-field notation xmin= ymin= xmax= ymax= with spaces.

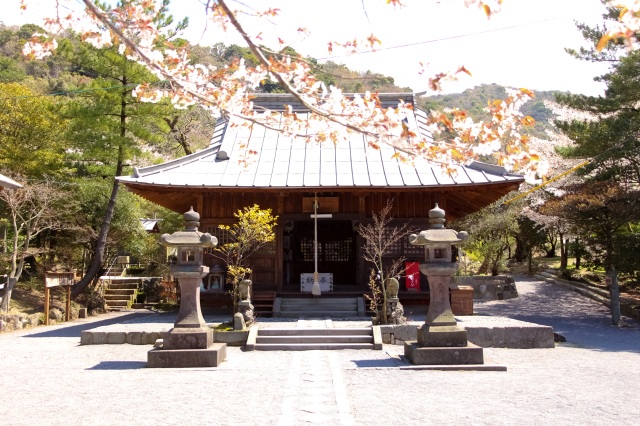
xmin=418 ymin=83 xmax=561 ymax=139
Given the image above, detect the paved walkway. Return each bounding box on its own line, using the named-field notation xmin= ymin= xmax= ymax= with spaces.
xmin=1 ymin=276 xmax=639 ymax=425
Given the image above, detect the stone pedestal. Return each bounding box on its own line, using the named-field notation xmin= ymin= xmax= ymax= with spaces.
xmin=385 ymin=297 xmax=406 ymax=325
xmin=174 ymin=268 xmax=208 ymax=328
xmin=149 ymin=267 xmax=226 ymax=367
xmin=238 ymin=300 xmax=254 ymax=325
xmin=404 ymin=341 xmax=484 ymax=365
xmin=148 ymin=343 xmax=227 ymax=368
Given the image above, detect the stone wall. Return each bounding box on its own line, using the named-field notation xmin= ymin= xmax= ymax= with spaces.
xmin=0 ymin=313 xmax=42 ymax=332
xmin=453 ymin=275 xmax=518 ymax=301
xmin=377 ymin=320 xmax=554 ymax=349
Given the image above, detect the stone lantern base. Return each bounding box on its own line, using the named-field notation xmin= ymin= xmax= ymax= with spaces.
xmin=148 ymin=326 xmax=227 ymax=368
xmin=405 ymin=324 xmax=484 ymax=365
xmin=403 ymin=341 xmax=484 ymax=365
xmin=147 ymin=344 xmax=227 ymax=368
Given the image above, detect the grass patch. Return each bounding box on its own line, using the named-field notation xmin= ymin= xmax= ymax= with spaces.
xmin=213 ymin=322 xmax=233 ymax=331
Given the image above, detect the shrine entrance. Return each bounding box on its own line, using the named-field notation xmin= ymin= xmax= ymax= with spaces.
xmin=283 ymin=220 xmax=358 ymax=290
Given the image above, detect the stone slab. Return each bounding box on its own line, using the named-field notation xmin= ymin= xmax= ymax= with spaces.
xmin=147 ymin=343 xmax=227 ymax=368
xmin=214 ymin=329 xmax=249 ymax=346
xmin=372 ymin=326 xmax=383 ymax=350
xmin=245 ymin=325 xmax=258 ymax=351
xmin=404 ymin=341 xmax=484 ymax=365
xmin=398 ymin=364 xmax=507 ymax=372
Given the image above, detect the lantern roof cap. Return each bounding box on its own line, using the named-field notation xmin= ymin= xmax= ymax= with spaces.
xmin=409 ymin=204 xmax=469 ymax=246
xmin=159 ymin=208 xmax=217 ymax=248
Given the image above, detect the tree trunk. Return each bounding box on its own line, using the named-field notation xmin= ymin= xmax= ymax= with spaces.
xmin=71 ymin=179 xmax=120 ymax=298
xmin=604 ymin=222 xmax=621 ymax=326
xmin=72 ymin=82 xmax=127 ymax=299
xmin=608 ymin=267 xmax=621 ymax=326
xmin=477 ymin=256 xmax=490 ymax=275
xmin=545 ymin=230 xmax=557 ymax=258
xmin=514 ymin=237 xmax=525 ymax=262
xmin=1 ymin=278 xmax=16 ymax=312
xmin=559 ymin=233 xmax=568 ymax=270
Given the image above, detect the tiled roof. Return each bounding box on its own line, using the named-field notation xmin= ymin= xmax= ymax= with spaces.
xmin=118 ymin=94 xmax=523 ymax=190
xmin=140 ymin=218 xmax=161 ymax=232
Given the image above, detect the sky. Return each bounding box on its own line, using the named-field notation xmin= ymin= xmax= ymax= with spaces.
xmin=3 ymin=0 xmax=613 ymax=96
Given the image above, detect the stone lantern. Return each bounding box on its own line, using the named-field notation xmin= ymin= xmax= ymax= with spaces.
xmin=404 ymin=204 xmax=484 ymax=365
xmin=147 ymin=207 xmax=227 ymax=368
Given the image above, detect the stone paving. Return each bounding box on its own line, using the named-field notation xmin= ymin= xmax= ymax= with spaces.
xmin=1 ymin=276 xmax=639 ymax=425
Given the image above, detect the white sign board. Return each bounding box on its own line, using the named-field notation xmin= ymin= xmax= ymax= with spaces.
xmin=45 ymin=272 xmax=75 ymax=288
xmin=300 ymin=273 xmax=333 ymax=292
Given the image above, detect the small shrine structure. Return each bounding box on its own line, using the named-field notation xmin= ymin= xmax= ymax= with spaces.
xmin=118 ymin=93 xmax=524 ymax=313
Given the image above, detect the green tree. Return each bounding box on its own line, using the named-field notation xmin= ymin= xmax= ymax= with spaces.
xmin=55 ymin=25 xmax=183 ymax=298
xmin=514 ymin=216 xmax=547 ymax=274
xmin=213 ymin=205 xmax=277 ymax=317
xmin=0 ymin=83 xmax=67 ymax=177
xmin=457 ymin=201 xmax=519 ymax=276
xmin=555 ymin=50 xmax=640 ymax=185
xmin=541 ymin=182 xmax=640 ymax=326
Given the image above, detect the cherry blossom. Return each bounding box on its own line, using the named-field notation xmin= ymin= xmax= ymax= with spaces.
xmin=16 ymin=0 xmax=544 ymax=178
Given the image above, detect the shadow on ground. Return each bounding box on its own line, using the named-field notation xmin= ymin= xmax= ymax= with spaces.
xmin=22 ymin=312 xmax=151 ymax=339
xmin=87 ymin=361 xmax=147 ymax=370
xmin=475 ymin=276 xmax=640 ymax=353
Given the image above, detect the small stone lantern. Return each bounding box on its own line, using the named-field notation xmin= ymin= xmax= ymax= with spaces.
xmin=404 ymin=204 xmax=484 ymax=365
xmin=148 ymin=207 xmax=227 ymax=368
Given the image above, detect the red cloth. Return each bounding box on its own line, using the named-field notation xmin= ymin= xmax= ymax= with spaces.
xmin=405 ymin=262 xmax=420 ymax=291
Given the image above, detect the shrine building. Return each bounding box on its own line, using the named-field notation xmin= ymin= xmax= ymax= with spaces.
xmin=117 ymin=93 xmax=524 ymax=312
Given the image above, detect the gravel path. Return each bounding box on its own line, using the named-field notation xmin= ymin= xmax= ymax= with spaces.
xmin=1 ymin=276 xmax=639 ymax=425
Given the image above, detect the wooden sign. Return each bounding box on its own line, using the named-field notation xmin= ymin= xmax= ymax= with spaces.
xmin=300 ymin=273 xmax=333 ymax=292
xmin=45 ymin=271 xmax=75 ymax=288
xmin=302 ymin=197 xmax=339 ymax=213
xmin=44 ymin=271 xmax=75 ymax=325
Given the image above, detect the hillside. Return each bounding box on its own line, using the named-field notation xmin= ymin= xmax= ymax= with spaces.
xmin=419 ymin=83 xmax=561 ymax=139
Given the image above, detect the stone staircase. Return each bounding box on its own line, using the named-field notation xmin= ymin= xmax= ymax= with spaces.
xmin=273 ymin=296 xmax=365 ymax=318
xmin=103 ymin=278 xmax=141 ymax=312
xmin=250 ymin=327 xmax=381 ymax=351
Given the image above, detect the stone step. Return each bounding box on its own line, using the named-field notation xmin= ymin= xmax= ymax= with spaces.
xmin=276 ymin=311 xmax=360 ymax=318
xmin=106 ymin=281 xmax=140 ymax=288
xmin=255 ymin=343 xmax=375 ymax=351
xmin=259 ymin=328 xmax=372 ymax=336
xmin=273 ymin=297 xmax=365 ymax=318
xmin=105 ymin=289 xmax=136 ymax=295
xmin=280 ymin=303 xmax=357 ymax=311
xmin=256 ymin=335 xmax=373 ymax=344
xmin=106 ymin=300 xmax=130 ymax=307
xmin=280 ymin=297 xmax=360 ymax=305
xmin=104 ymin=294 xmax=134 ymax=301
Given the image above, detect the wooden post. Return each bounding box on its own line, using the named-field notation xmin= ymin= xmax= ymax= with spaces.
xmin=44 ymin=287 xmax=50 ymax=326
xmin=65 ymin=285 xmax=71 ymax=322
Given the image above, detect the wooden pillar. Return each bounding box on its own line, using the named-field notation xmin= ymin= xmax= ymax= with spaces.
xmin=44 ymin=287 xmax=50 ymax=326
xmin=356 ymin=193 xmax=367 ymax=289
xmin=65 ymin=285 xmax=71 ymax=321
xmin=196 ymin=193 xmax=204 ymax=217
xmin=275 ymin=194 xmax=285 ymax=291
